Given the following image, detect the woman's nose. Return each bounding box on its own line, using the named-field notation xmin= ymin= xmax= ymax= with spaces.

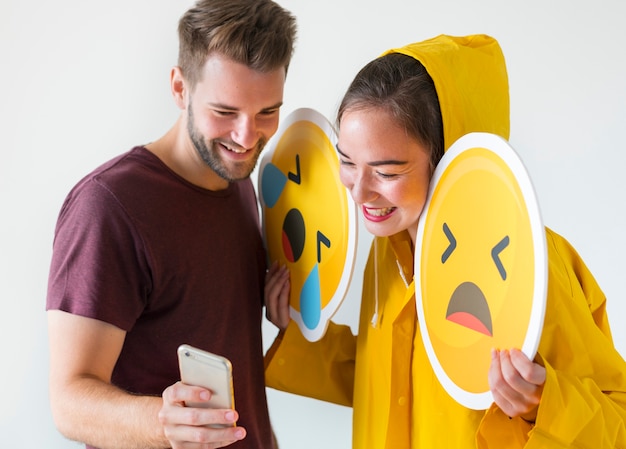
xmin=345 ymin=170 xmax=375 ymax=204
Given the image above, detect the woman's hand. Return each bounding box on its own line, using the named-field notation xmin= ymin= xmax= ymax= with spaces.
xmin=488 ymin=348 xmax=546 ymax=423
xmin=264 ymin=261 xmax=291 ymax=330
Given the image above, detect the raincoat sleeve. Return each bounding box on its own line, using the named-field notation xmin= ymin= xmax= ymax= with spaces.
xmin=265 ymin=319 xmax=356 ymax=407
xmin=477 ymin=228 xmax=626 ymax=448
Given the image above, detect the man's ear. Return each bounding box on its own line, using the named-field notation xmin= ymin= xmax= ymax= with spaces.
xmin=170 ymin=66 xmax=187 ymax=110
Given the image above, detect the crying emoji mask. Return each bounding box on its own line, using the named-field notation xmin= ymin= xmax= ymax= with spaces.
xmin=259 ymin=108 xmax=357 ymax=342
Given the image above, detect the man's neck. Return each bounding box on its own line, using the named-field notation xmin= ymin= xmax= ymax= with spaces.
xmin=145 ymin=116 xmax=229 ymax=191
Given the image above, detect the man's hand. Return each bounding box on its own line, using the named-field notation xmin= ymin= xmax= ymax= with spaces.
xmin=159 ymin=382 xmax=246 ymax=448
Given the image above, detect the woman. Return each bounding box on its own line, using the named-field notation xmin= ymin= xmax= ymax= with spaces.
xmin=264 ymin=34 xmax=626 ymax=448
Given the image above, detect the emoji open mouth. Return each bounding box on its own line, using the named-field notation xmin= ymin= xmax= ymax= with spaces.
xmin=282 ymin=208 xmax=305 ymax=263
xmin=446 ymin=281 xmax=493 ymax=337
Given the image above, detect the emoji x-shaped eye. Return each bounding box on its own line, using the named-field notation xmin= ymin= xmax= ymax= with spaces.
xmin=491 ymin=236 xmax=509 ymax=280
xmin=441 ymin=223 xmax=456 ymax=263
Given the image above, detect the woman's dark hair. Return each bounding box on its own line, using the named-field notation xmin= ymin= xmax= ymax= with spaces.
xmin=337 ymin=53 xmax=444 ymax=171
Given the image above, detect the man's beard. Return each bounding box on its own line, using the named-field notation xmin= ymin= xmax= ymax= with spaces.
xmin=187 ymin=104 xmax=266 ymax=182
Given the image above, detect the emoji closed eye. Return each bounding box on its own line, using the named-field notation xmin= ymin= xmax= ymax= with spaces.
xmin=316 ymin=231 xmax=330 ymax=263
xmin=288 ymin=154 xmax=301 ymax=184
xmin=441 ymin=223 xmax=457 ymax=263
xmin=491 ymin=236 xmax=509 ymax=280
xmin=260 ymin=155 xmax=301 ymax=209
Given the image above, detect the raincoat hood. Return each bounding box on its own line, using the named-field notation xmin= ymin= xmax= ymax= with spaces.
xmin=383 ymin=34 xmax=510 ymax=151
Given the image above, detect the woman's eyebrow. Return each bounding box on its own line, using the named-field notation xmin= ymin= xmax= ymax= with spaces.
xmin=336 ymin=145 xmax=407 ymax=166
xmin=369 ymin=159 xmax=408 ymax=167
xmin=336 ymin=144 xmax=349 ymax=159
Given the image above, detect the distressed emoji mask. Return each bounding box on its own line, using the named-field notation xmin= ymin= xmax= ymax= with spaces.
xmin=415 ymin=132 xmax=547 ymax=409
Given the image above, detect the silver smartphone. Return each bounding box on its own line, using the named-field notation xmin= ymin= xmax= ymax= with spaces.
xmin=177 ymin=344 xmax=235 ymax=419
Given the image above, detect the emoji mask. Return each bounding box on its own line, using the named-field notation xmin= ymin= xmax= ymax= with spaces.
xmin=415 ymin=132 xmax=547 ymax=409
xmin=259 ymin=108 xmax=358 ymax=341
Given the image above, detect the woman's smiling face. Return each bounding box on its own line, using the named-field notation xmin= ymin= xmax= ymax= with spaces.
xmin=337 ymin=107 xmax=433 ymax=245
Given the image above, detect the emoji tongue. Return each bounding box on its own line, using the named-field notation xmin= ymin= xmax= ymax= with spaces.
xmin=446 ymin=312 xmax=492 ymax=336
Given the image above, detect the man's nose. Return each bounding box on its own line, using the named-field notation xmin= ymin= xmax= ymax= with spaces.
xmin=232 ymin=116 xmax=259 ymax=149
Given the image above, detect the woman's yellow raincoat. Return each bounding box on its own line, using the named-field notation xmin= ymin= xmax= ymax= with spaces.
xmin=265 ymin=34 xmax=626 ymax=448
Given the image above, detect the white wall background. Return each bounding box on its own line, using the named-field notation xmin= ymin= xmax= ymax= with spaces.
xmin=1 ymin=0 xmax=624 ymax=448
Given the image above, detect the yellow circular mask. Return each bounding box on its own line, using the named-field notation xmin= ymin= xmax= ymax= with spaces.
xmin=415 ymin=132 xmax=547 ymax=409
xmin=259 ymin=108 xmax=357 ymax=341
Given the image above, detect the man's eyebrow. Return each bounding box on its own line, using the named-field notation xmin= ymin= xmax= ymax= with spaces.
xmin=207 ymin=101 xmax=283 ymax=112
xmin=260 ymin=101 xmax=284 ymax=112
xmin=336 ymin=144 xmax=407 ymax=166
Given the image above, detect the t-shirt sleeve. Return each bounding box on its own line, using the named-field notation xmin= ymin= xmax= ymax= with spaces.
xmin=46 ymin=178 xmax=150 ymax=331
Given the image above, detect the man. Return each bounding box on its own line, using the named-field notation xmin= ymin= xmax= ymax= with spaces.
xmin=46 ymin=1 xmax=297 ymax=448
